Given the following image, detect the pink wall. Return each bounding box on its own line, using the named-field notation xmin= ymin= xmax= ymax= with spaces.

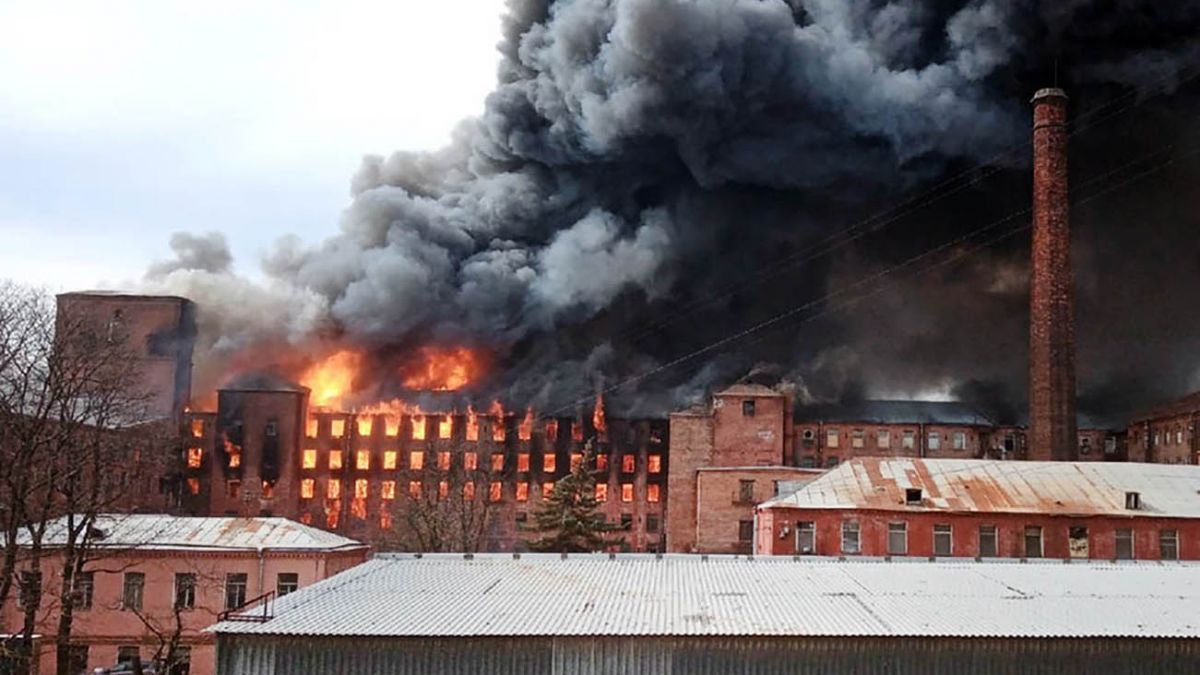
xmin=5 ymin=547 xmax=367 ymax=675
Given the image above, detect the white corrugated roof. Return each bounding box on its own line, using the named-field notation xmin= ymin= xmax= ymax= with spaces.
xmin=211 ymin=554 xmax=1200 ymax=638
xmin=760 ymin=458 xmax=1200 ymax=518
xmin=26 ymin=514 xmax=366 ymax=552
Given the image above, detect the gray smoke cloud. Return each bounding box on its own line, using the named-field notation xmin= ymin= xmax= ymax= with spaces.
xmin=145 ymin=0 xmax=1200 ymax=417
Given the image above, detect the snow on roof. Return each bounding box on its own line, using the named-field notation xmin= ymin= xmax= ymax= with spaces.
xmin=26 ymin=515 xmax=366 ymax=552
xmin=761 ymin=457 xmax=1200 ymax=518
xmin=211 ymin=554 xmax=1200 ymax=639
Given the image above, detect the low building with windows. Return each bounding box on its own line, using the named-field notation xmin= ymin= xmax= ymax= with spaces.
xmin=1127 ymin=390 xmax=1200 ymax=464
xmin=3 ymin=515 xmax=368 ymax=675
xmin=213 ymin=553 xmax=1200 ymax=675
xmin=755 ymin=457 xmax=1200 ymax=560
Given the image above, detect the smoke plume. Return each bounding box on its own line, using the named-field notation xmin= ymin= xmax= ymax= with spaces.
xmin=144 ymin=0 xmax=1200 ymax=421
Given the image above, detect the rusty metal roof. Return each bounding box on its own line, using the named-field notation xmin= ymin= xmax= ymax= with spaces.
xmin=28 ymin=515 xmax=366 ymax=552
xmin=210 ymin=554 xmax=1200 ymax=639
xmin=760 ymin=457 xmax=1200 ymax=518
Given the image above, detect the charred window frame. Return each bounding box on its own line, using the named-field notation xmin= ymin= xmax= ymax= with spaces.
xmin=742 ymin=400 xmax=756 ymax=417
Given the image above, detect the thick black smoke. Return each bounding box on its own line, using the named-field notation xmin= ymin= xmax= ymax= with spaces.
xmin=145 ymin=0 xmax=1200 ymax=421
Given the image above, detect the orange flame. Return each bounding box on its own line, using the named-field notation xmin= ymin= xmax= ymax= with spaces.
xmin=466 ymin=405 xmax=479 ymax=441
xmin=438 ymin=415 xmax=453 ymax=439
xmin=546 ymin=418 xmax=558 ymax=441
xmin=401 ymin=346 xmax=482 ymax=391
xmin=490 ymin=400 xmax=506 ymax=441
xmin=593 ymin=394 xmax=607 ymax=441
xmin=412 ymin=415 xmax=426 ymax=440
xmin=357 ymin=416 xmax=372 ymax=437
xmin=357 ymin=400 xmax=421 ymax=438
xmin=518 ymin=408 xmax=534 ymax=441
xmin=301 ymin=350 xmax=361 ymax=408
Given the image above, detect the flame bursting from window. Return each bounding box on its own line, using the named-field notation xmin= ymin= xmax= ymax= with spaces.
xmin=593 ymin=394 xmax=607 ymax=441
xmin=439 ymin=415 xmax=453 ymax=439
xmin=301 ymin=350 xmax=362 ymax=408
xmin=490 ymin=401 xmax=506 ymax=441
xmin=401 ymin=346 xmax=482 ymax=391
xmin=466 ymin=405 xmax=479 ymax=441
xmin=518 ymin=408 xmax=534 ymax=441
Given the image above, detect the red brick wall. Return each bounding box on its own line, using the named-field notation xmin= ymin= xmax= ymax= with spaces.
xmin=208 ymin=389 xmax=306 ymax=518
xmin=711 ymin=393 xmax=787 ymax=466
xmin=665 ymin=412 xmax=714 ymax=553
xmin=758 ymin=506 xmax=1200 ymax=560
xmin=56 ymin=293 xmax=195 ymax=422
xmin=1028 ymin=88 xmax=1078 ymax=461
xmin=694 ymin=468 xmax=822 ymax=553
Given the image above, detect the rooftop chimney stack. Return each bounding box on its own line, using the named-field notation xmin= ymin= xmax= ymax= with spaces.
xmin=1028 ymin=88 xmax=1077 ymax=461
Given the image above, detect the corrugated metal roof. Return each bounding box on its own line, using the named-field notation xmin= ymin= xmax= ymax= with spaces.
xmin=211 ymin=554 xmax=1200 ymax=639
xmin=25 ymin=514 xmax=366 ymax=552
xmin=760 ymin=457 xmax=1200 ymax=518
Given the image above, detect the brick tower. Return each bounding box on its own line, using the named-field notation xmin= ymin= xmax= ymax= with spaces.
xmin=1028 ymin=88 xmax=1077 ymax=461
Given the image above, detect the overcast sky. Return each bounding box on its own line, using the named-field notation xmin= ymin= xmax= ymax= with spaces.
xmin=0 ymin=0 xmax=507 ymax=291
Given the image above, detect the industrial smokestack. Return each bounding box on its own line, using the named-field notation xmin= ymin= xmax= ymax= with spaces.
xmin=1028 ymin=88 xmax=1077 ymax=461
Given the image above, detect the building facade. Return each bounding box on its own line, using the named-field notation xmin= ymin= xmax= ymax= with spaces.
xmin=756 ymin=457 xmax=1200 ymax=561
xmin=5 ymin=515 xmax=367 ymax=675
xmin=213 ymin=554 xmax=1200 ymax=675
xmin=182 ymin=380 xmax=669 ymax=552
xmin=55 ymin=291 xmax=197 ymax=424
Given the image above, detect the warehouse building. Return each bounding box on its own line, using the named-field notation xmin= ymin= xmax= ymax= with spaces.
xmin=213 ymin=554 xmax=1200 ymax=674
xmin=755 ymin=458 xmax=1200 ymax=559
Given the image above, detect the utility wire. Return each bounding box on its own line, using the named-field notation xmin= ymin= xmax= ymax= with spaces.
xmin=549 ymin=130 xmax=1199 ymax=416
xmin=617 ymin=62 xmax=1200 ymax=346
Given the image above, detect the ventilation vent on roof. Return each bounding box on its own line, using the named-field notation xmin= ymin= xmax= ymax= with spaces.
xmin=1125 ymin=491 xmax=1141 ymax=510
xmin=905 ymin=488 xmax=923 ymax=505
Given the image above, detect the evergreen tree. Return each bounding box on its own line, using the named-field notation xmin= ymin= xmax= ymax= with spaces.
xmin=527 ymin=442 xmax=625 ymax=552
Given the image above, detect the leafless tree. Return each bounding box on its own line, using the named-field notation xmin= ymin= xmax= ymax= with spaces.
xmin=379 ymin=462 xmax=498 ymax=553
xmin=0 ymin=281 xmax=172 ymax=674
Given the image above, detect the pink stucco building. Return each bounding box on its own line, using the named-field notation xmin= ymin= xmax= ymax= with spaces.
xmin=6 ymin=515 xmax=368 ymax=675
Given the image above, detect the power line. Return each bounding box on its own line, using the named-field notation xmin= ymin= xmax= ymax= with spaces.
xmin=617 ymin=62 xmax=1200 ymax=346
xmin=549 ymin=131 xmax=1198 ymax=416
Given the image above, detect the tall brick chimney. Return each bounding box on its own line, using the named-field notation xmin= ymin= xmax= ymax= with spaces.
xmin=1028 ymin=88 xmax=1077 ymax=461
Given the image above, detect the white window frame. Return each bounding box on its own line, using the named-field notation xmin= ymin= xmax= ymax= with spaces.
xmin=887 ymin=522 xmax=908 ymax=556
xmin=841 ymin=521 xmax=860 ymax=555
xmin=933 ymin=524 xmax=953 ymax=557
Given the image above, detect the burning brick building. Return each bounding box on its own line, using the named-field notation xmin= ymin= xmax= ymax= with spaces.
xmin=180 ymin=375 xmax=669 ymax=552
